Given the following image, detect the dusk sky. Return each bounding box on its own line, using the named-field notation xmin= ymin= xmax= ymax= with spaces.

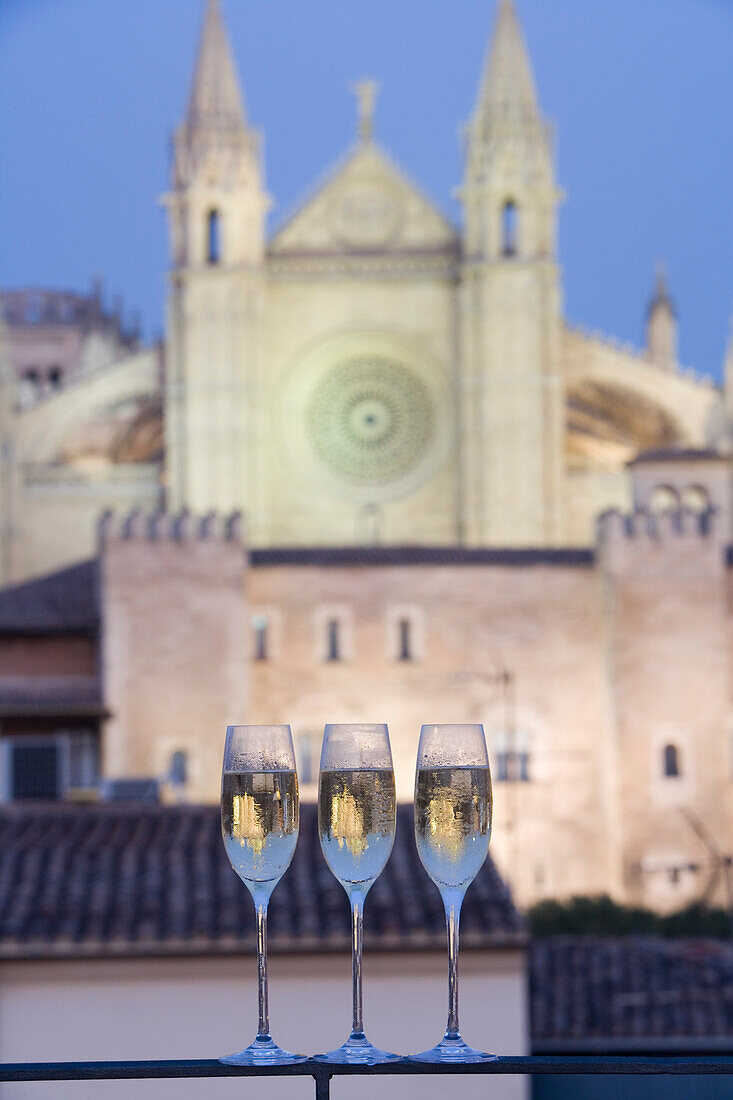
xmin=1 ymin=0 xmax=731 ymax=379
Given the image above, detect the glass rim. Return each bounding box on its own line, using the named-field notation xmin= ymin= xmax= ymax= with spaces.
xmin=323 ymin=722 xmax=389 ymax=734
xmin=419 ymin=723 xmax=486 ymax=735
xmin=225 ymin=724 xmax=293 ymax=734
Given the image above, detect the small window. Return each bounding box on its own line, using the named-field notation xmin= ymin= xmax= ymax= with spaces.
xmin=398 ymin=618 xmax=412 ymax=661
xmin=326 ymin=619 xmax=340 ymax=662
xmin=169 ymin=750 xmax=188 ymax=787
xmin=501 ymin=200 xmax=518 ymax=256
xmin=10 ymin=743 xmax=60 ymax=800
xmin=496 ymin=749 xmax=530 ymax=783
xmin=253 ymin=616 xmax=268 ymax=661
xmin=48 ymin=366 xmax=63 ymax=391
xmin=663 ymin=743 xmax=680 ymax=778
xmin=207 ymin=209 xmax=221 ymax=264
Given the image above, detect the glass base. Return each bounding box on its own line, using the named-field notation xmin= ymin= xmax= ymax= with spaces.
xmin=313 ymin=1033 xmax=401 ymax=1065
xmin=220 ymin=1035 xmax=308 ymax=1066
xmin=408 ymin=1035 xmax=497 ymax=1064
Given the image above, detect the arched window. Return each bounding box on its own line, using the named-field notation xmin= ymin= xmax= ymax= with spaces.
xmin=681 ymin=485 xmax=710 ymax=513
xmin=398 ymin=618 xmax=412 ymax=661
xmin=326 ymin=618 xmax=341 ymax=662
xmin=207 ymin=209 xmax=221 ymax=264
xmin=663 ymin=743 xmax=680 ymax=778
xmin=501 ymin=200 xmax=518 ymax=256
xmin=649 ymin=485 xmax=680 ymax=514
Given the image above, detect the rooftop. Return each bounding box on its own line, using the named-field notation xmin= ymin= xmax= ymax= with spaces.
xmin=0 ymin=803 xmax=524 ymax=960
xmin=251 ymin=546 xmax=596 ymax=567
xmin=0 ymin=561 xmax=98 ymax=635
xmin=631 ymin=448 xmax=728 ymax=465
xmin=531 ymin=937 xmax=733 ymax=1052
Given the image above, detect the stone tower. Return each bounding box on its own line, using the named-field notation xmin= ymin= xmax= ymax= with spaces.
xmin=459 ymin=0 xmax=564 ymax=545
xmin=164 ymin=0 xmax=268 ymax=516
xmin=645 ymin=262 xmax=677 ymax=371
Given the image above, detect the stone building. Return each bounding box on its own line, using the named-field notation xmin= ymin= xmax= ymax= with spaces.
xmin=0 ymin=0 xmax=730 ymax=584
xmin=0 ymin=0 xmax=732 ymax=912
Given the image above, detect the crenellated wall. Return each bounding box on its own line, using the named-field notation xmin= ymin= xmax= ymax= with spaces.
xmin=598 ymin=506 xmax=733 ymax=910
xmin=98 ymin=509 xmax=248 ymax=801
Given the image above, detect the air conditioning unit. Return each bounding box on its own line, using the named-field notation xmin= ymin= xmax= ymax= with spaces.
xmin=99 ymin=778 xmax=160 ymax=802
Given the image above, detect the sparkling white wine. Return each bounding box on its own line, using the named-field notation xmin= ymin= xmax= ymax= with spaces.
xmin=319 ymin=768 xmax=396 ymax=888
xmin=414 ymin=766 xmax=492 ymax=890
xmin=222 ymin=769 xmax=299 ymax=888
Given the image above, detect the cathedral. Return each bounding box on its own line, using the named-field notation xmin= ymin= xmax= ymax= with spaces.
xmin=0 ymin=0 xmax=732 ymax=910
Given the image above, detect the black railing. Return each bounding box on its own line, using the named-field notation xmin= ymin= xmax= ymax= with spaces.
xmin=3 ymin=1057 xmax=733 ymax=1098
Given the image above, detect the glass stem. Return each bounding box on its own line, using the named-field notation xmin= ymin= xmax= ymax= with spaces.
xmin=350 ymin=891 xmax=365 ymax=1040
xmin=256 ymin=897 xmax=270 ymax=1042
xmin=445 ymin=892 xmax=463 ymax=1041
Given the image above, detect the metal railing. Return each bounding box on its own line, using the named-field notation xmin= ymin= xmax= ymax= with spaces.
xmin=3 ymin=1056 xmax=733 ymax=1098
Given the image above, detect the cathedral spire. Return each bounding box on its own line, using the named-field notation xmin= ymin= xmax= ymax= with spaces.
xmin=724 ymin=307 xmax=733 ymax=420
xmin=473 ymin=0 xmax=542 ymax=140
xmin=646 ymin=261 xmax=677 ymax=371
xmin=351 ymin=80 xmax=379 ymax=144
xmin=187 ymin=0 xmax=246 ymax=133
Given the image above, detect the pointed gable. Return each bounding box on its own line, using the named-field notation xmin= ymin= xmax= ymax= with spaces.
xmin=269 ymin=143 xmax=458 ymax=257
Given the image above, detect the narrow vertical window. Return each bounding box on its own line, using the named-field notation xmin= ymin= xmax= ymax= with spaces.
xmin=169 ymin=750 xmax=188 ymax=787
xmin=326 ymin=618 xmax=340 ymax=662
xmin=663 ymin=743 xmax=680 ymax=778
xmin=501 ymin=200 xmax=518 ymax=256
xmin=297 ymin=734 xmax=314 ymax=785
xmin=253 ymin=616 xmax=268 ymax=661
xmin=398 ymin=618 xmax=412 ymax=661
xmin=207 ymin=209 xmax=221 ymax=264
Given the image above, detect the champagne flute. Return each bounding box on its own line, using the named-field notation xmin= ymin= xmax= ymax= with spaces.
xmin=411 ymin=723 xmax=496 ymax=1063
xmin=314 ymin=723 xmax=399 ymax=1064
xmin=219 ymin=724 xmax=306 ymax=1066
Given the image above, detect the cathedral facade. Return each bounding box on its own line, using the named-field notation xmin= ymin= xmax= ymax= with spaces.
xmin=1 ymin=0 xmax=730 ymax=583
xmin=1 ymin=0 xmax=732 ymax=911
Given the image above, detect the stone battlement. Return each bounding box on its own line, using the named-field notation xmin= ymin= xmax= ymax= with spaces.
xmin=597 ymin=506 xmax=717 ymax=542
xmin=98 ymin=509 xmax=244 ymax=544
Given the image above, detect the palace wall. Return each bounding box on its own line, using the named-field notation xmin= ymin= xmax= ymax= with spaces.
xmin=248 ymin=555 xmax=614 ymax=907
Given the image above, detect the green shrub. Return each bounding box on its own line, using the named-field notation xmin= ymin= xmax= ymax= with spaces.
xmin=527 ymin=894 xmax=730 ymax=938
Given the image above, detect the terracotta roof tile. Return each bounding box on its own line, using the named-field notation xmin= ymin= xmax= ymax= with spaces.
xmin=0 ymin=803 xmax=524 ymax=959
xmin=530 ymin=937 xmax=733 ymax=1050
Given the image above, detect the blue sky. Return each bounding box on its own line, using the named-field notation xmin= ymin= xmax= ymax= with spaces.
xmin=1 ymin=0 xmax=731 ymax=378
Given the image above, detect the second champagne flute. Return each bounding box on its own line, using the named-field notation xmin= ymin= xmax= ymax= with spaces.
xmin=314 ymin=723 xmax=399 ymax=1064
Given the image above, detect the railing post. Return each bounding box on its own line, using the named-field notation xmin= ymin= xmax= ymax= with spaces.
xmin=314 ymin=1065 xmax=331 ymax=1100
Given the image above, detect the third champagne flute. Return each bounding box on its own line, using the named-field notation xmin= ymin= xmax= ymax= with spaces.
xmin=314 ymin=723 xmax=399 ymax=1064
xmin=411 ymin=723 xmax=496 ymax=1063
